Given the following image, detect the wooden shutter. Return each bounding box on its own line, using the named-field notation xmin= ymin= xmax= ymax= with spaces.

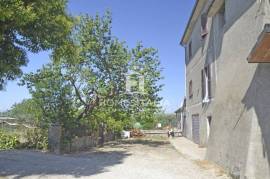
xmin=207 ymin=65 xmax=211 ymax=98
xmin=189 ymin=80 xmax=193 ymax=99
xmin=189 ymin=41 xmax=192 ymax=59
xmin=201 ymin=70 xmax=205 ymax=100
xmin=201 ymin=13 xmax=208 ymax=38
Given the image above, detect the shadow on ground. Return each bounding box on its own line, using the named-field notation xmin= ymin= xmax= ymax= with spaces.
xmin=0 ymin=139 xmax=170 ymax=178
xmin=119 ymin=138 xmax=170 ymax=147
xmin=0 ymin=146 xmax=130 ymax=178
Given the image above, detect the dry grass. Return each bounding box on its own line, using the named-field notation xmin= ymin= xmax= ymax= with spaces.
xmin=195 ymin=160 xmax=228 ymax=177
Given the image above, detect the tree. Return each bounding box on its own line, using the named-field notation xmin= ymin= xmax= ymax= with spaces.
xmin=22 ymin=13 xmax=163 ymax=138
xmin=22 ymin=63 xmax=77 ymax=130
xmin=125 ymin=44 xmax=163 ymax=129
xmin=0 ymin=0 xmax=73 ymax=89
xmin=155 ymin=112 xmax=176 ymax=128
xmin=7 ymin=99 xmax=42 ymax=124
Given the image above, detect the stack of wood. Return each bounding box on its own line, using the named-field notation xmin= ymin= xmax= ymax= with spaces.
xmin=130 ymin=129 xmax=144 ymax=138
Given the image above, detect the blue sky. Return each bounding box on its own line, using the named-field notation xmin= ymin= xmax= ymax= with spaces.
xmin=0 ymin=0 xmax=195 ymax=113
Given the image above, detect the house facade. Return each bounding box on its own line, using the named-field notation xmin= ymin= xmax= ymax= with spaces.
xmin=181 ymin=0 xmax=270 ymax=178
xmin=175 ymin=98 xmax=186 ymax=132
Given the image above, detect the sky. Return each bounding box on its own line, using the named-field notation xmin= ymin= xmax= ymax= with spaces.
xmin=0 ymin=0 xmax=195 ymax=113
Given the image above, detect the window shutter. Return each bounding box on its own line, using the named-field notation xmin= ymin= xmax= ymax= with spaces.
xmin=207 ymin=65 xmax=211 ymax=98
xmin=189 ymin=41 xmax=192 ymax=59
xmin=189 ymin=80 xmax=193 ymax=99
xmin=201 ymin=13 xmax=208 ymax=37
xmin=201 ymin=70 xmax=205 ymax=100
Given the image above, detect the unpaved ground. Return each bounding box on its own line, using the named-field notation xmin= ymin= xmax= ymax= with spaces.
xmin=0 ymin=140 xmax=230 ymax=179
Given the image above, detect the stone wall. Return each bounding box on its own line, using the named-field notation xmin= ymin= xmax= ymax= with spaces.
xmin=141 ymin=130 xmax=168 ymax=138
xmin=48 ymin=124 xmax=62 ymax=154
xmin=48 ymin=124 xmax=117 ymax=153
xmin=63 ymin=132 xmax=116 ymax=153
xmin=69 ymin=135 xmax=98 ymax=152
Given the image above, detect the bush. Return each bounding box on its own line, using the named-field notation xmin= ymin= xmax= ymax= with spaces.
xmin=0 ymin=131 xmax=20 ymax=150
xmin=24 ymin=128 xmax=48 ymax=150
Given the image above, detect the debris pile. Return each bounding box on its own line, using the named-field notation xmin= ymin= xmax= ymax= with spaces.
xmin=130 ymin=129 xmax=144 ymax=138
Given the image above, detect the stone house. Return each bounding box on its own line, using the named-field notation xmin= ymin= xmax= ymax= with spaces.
xmin=180 ymin=0 xmax=270 ymax=178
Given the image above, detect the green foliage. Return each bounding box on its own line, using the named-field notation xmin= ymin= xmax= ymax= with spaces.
xmin=21 ymin=12 xmax=163 ymax=138
xmin=7 ymin=99 xmax=42 ymax=124
xmin=0 ymin=130 xmax=19 ymax=150
xmin=0 ymin=0 xmax=73 ymax=89
xmin=23 ymin=128 xmax=48 ymax=150
xmin=155 ymin=112 xmax=176 ymax=128
xmin=22 ymin=64 xmax=76 ymax=129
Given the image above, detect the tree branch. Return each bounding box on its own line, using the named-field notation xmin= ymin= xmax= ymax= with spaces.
xmin=70 ymin=79 xmax=87 ymax=106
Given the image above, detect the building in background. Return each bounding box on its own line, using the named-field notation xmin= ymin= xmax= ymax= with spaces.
xmin=180 ymin=0 xmax=270 ymax=178
xmin=175 ymin=98 xmax=186 ymax=134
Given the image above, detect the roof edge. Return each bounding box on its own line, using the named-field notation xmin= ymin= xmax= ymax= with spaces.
xmin=180 ymin=0 xmax=208 ymax=46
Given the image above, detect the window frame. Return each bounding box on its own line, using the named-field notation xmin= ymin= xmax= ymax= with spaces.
xmin=201 ymin=65 xmax=211 ymax=103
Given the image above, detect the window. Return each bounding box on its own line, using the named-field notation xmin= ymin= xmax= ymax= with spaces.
xmin=201 ymin=13 xmax=208 ymax=38
xmin=189 ymin=80 xmax=193 ymax=99
xmin=201 ymin=65 xmax=211 ymax=103
xmin=207 ymin=116 xmax=212 ymax=126
xmin=188 ymin=41 xmax=192 ymax=59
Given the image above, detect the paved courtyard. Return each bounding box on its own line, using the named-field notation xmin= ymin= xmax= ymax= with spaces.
xmin=0 ymin=139 xmax=230 ymax=179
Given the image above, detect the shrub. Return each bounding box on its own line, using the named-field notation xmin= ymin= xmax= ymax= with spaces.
xmin=0 ymin=131 xmax=20 ymax=150
xmin=24 ymin=128 xmax=48 ymax=150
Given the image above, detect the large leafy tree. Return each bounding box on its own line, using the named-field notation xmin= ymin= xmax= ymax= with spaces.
xmin=0 ymin=0 xmax=73 ymax=89
xmin=126 ymin=44 xmax=163 ymax=129
xmin=22 ymin=13 xmax=163 ymax=137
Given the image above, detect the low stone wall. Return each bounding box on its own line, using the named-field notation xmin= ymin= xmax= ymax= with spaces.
xmin=48 ymin=124 xmax=62 ymax=154
xmin=70 ymin=135 xmax=98 ymax=152
xmin=141 ymin=130 xmax=182 ymax=138
xmin=48 ymin=124 xmax=119 ymax=153
xmin=105 ymin=131 xmax=116 ymax=142
xmin=141 ymin=130 xmax=168 ymax=138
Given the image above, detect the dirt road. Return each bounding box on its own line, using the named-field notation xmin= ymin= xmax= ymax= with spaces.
xmin=0 ymin=140 xmax=229 ymax=179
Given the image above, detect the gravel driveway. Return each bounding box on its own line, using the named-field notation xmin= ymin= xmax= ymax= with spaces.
xmin=0 ymin=140 xmax=229 ymax=179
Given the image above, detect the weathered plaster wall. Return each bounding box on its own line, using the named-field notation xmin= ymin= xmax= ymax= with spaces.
xmin=184 ymin=0 xmax=270 ymax=178
xmin=185 ymin=2 xmax=218 ymax=146
xmin=206 ymin=0 xmax=270 ymax=178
